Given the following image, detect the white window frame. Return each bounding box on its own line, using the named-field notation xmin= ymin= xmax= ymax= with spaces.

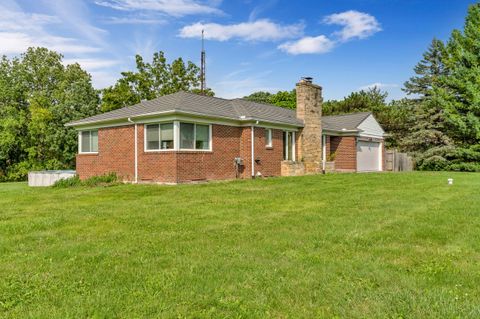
xmin=143 ymin=121 xmax=212 ymax=152
xmin=78 ymin=130 xmax=98 ymax=154
xmin=179 ymin=122 xmax=212 ymax=151
xmin=144 ymin=122 xmax=175 ymax=152
xmin=265 ymin=128 xmax=273 ymax=148
xmin=283 ymin=130 xmax=296 ymax=161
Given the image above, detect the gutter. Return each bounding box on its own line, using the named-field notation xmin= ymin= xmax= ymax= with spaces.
xmin=251 ymin=124 xmax=255 ymax=178
xmin=127 ymin=117 xmax=138 ymax=183
xmin=322 ymin=135 xmax=326 ymax=174
xmin=66 ymin=109 xmax=304 ymax=129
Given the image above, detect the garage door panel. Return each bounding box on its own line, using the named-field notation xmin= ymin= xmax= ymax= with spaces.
xmin=357 ymin=140 xmax=380 ymax=171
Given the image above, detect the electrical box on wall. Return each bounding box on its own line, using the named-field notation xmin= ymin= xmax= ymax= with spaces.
xmin=234 ymin=157 xmax=244 ymax=166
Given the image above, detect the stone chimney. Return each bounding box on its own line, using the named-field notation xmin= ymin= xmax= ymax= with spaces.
xmin=296 ymin=77 xmax=322 ymax=173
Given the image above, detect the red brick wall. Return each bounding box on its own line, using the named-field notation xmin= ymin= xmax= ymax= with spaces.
xmin=329 ymin=136 xmax=356 ymax=171
xmin=176 ymin=125 xmax=242 ymax=182
xmin=76 ymin=125 xmax=135 ymax=181
xmin=239 ymin=126 xmax=252 ymax=179
xmin=325 ymin=135 xmax=331 ymax=159
xmin=76 ymin=124 xmax=285 ymax=183
xmin=252 ymin=127 xmax=283 ymax=177
xmin=137 ymin=125 xmax=177 ymax=183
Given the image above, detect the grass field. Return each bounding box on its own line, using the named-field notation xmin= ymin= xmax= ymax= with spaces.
xmin=1 ymin=172 xmax=480 ymax=318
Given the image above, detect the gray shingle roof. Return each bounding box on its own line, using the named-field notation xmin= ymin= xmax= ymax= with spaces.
xmin=67 ymin=91 xmax=371 ymax=132
xmin=66 ymin=91 xmax=303 ymax=127
xmin=321 ymin=112 xmax=371 ymax=131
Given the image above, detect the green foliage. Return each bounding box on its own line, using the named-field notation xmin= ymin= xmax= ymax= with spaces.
xmin=52 ymin=175 xmax=82 ymax=188
xmin=402 ymin=4 xmax=480 ymax=171
xmin=403 ymin=38 xmax=447 ymax=97
xmin=2 ymin=172 xmax=480 ymax=317
xmin=0 ymin=48 xmax=100 ymax=181
xmin=324 ymin=88 xmax=414 ymax=149
xmin=244 ymin=89 xmax=296 ymax=109
xmin=101 ymin=51 xmax=212 ymax=112
xmin=53 ymin=172 xmax=118 ymax=188
xmin=323 ymin=87 xmax=388 ymax=115
xmin=82 ymin=172 xmax=118 ymax=187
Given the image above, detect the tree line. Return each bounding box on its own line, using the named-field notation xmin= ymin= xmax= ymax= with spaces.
xmin=1 ymin=4 xmax=479 ymax=181
xmin=0 ymin=49 xmax=206 ymax=181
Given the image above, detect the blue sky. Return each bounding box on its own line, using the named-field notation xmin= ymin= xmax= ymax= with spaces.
xmin=1 ymin=0 xmax=475 ymax=100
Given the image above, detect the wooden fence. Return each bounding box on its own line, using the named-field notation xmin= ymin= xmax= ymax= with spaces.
xmin=385 ymin=150 xmax=414 ymax=172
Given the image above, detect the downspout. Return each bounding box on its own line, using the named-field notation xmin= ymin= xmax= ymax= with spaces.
xmin=322 ymin=134 xmax=326 ymax=174
xmin=251 ymin=124 xmax=255 ymax=178
xmin=127 ymin=118 xmax=138 ymax=183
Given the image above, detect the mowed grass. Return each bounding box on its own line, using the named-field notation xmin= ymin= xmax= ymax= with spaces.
xmin=1 ymin=172 xmax=480 ymax=318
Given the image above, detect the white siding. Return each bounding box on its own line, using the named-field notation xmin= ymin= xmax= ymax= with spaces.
xmin=357 ymin=114 xmax=384 ymax=138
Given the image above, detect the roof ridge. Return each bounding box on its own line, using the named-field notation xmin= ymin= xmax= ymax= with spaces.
xmin=323 ymin=111 xmax=372 ymax=118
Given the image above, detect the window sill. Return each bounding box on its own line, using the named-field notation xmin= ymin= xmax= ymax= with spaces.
xmin=79 ymin=152 xmax=98 ymax=155
xmin=178 ymin=149 xmax=213 ymax=153
xmin=265 ymin=146 xmax=273 ymax=150
xmin=144 ymin=149 xmax=176 ymax=153
xmin=143 ymin=149 xmax=213 ymax=154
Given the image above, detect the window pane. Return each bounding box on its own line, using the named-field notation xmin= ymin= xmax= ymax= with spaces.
xmin=146 ymin=125 xmax=159 ymax=150
xmin=91 ymin=130 xmax=98 ymax=152
xmin=265 ymin=129 xmax=272 ymax=146
xmin=287 ymin=132 xmax=293 ymax=160
xmin=180 ymin=123 xmax=195 ymax=149
xmin=195 ymin=124 xmax=209 ymax=150
xmin=160 ymin=123 xmax=174 ymax=149
xmin=81 ymin=131 xmax=90 ymax=153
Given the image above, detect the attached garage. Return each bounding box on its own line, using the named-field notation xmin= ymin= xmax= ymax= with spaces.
xmin=322 ymin=112 xmax=385 ymax=172
xmin=356 ymin=140 xmax=381 ymax=172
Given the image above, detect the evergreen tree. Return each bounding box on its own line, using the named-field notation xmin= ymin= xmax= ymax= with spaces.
xmin=400 ymin=38 xmax=452 ymax=159
xmin=426 ymin=3 xmax=480 ymax=171
xmin=403 ymin=38 xmax=447 ymax=97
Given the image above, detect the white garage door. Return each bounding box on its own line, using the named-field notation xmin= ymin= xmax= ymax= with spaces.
xmin=357 ymin=140 xmax=380 ymax=172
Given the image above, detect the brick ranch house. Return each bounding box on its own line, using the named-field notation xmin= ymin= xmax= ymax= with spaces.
xmin=66 ymin=78 xmax=385 ymax=183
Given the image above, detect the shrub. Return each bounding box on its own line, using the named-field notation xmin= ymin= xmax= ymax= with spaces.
xmin=53 ymin=175 xmax=82 ymax=188
xmin=52 ymin=172 xmax=119 ymax=188
xmin=83 ymin=172 xmax=118 ymax=187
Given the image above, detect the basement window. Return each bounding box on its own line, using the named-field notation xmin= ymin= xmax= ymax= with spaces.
xmin=265 ymin=129 xmax=272 ymax=147
xmin=79 ymin=130 xmax=98 ymax=153
xmin=145 ymin=123 xmax=174 ymax=150
xmin=180 ymin=122 xmax=211 ymax=150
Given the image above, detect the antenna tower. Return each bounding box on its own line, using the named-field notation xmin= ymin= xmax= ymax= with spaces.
xmin=200 ymin=29 xmax=206 ymax=95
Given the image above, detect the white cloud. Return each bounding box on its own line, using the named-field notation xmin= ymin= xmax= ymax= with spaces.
xmin=90 ymin=71 xmax=120 ymax=89
xmin=63 ymin=58 xmax=120 ymax=70
xmin=179 ymin=19 xmax=304 ymax=41
xmin=323 ymin=10 xmax=381 ymax=42
xmin=103 ymin=16 xmax=167 ymax=24
xmin=40 ymin=0 xmax=108 ymax=47
xmin=359 ymin=82 xmax=399 ymax=90
xmin=278 ymin=35 xmax=335 ymax=55
xmin=95 ymin=0 xmax=223 ymax=17
xmin=0 ymin=32 xmax=100 ymax=55
xmin=212 ymin=70 xmax=278 ymax=98
xmin=0 ymin=3 xmax=100 ymax=55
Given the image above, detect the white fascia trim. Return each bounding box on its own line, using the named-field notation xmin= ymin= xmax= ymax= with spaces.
xmin=358 ymin=133 xmax=385 ymax=139
xmin=322 ymin=129 xmax=360 ymax=136
xmin=69 ymin=110 xmax=302 ymax=131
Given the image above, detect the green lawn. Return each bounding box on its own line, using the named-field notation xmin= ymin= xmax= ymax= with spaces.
xmin=1 ymin=172 xmax=479 ymax=318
